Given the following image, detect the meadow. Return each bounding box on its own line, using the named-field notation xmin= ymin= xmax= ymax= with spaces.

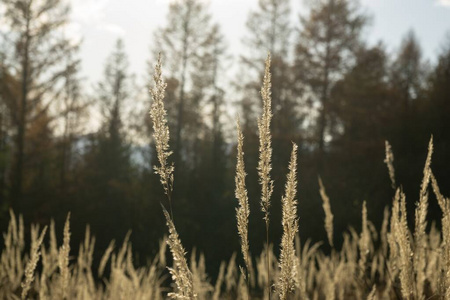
xmin=1 ymin=54 xmax=448 ymax=300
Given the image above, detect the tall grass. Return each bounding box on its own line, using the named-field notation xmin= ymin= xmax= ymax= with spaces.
xmin=258 ymin=54 xmax=274 ymax=299
xmin=235 ymin=118 xmax=252 ymax=286
xmin=277 ymin=143 xmax=299 ymax=300
xmin=150 ymin=55 xmax=195 ymax=299
xmin=0 ymin=56 xmax=449 ymax=299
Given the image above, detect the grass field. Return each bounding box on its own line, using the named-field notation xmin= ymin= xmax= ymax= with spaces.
xmin=1 ymin=55 xmax=447 ymax=300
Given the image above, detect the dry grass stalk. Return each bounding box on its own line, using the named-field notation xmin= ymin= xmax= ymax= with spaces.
xmin=150 ymin=56 xmax=194 ymax=299
xmin=150 ymin=53 xmax=175 ymax=216
xmin=158 ymin=236 xmax=168 ymax=268
xmin=384 ymin=141 xmax=396 ymax=189
xmin=98 ymin=240 xmax=115 ymax=277
xmin=323 ymin=267 xmax=335 ymax=300
xmin=393 ymin=189 xmax=414 ymax=299
xmin=367 ymin=285 xmax=377 ymax=300
xmin=163 ymin=208 xmax=196 ymax=299
xmin=431 ymin=172 xmax=446 ymax=212
xmin=380 ymin=206 xmax=390 ymax=257
xmin=319 ymin=177 xmax=334 ymax=247
xmin=190 ymin=250 xmax=213 ymax=299
xmin=75 ymin=225 xmax=96 ymax=294
xmin=294 ymin=235 xmax=308 ymax=299
xmin=21 ymin=225 xmax=47 ymax=300
xmin=1 ymin=210 xmax=25 ymax=297
xmin=258 ymin=53 xmax=274 ymax=298
xmin=225 ymin=253 xmax=237 ymax=294
xmin=414 ymin=136 xmax=433 ymax=298
xmin=49 ymin=219 xmax=58 ymax=259
xmin=387 ymin=197 xmax=399 ymax=283
xmin=358 ymin=201 xmax=370 ymax=279
xmin=258 ymin=53 xmax=274 ymax=224
xmin=58 ymin=213 xmax=71 ymax=299
xmin=212 ymin=262 xmax=225 ymax=300
xmin=277 ymin=143 xmax=299 ymax=300
xmin=238 ymin=267 xmax=249 ymax=300
xmin=430 ymin=172 xmax=450 ymax=296
xmin=235 ymin=118 xmax=251 ymax=275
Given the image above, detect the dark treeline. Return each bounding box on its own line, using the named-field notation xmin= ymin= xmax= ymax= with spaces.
xmin=1 ymin=0 xmax=450 ymax=276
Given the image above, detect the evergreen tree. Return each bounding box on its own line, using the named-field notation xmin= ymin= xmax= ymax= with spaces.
xmin=56 ymin=46 xmax=87 ymax=197
xmin=329 ymin=44 xmax=395 ymax=226
xmin=390 ymin=30 xmax=427 ymax=114
xmin=240 ymin=0 xmax=296 ymax=132
xmin=422 ymin=37 xmax=450 ymax=200
xmin=0 ymin=0 xmax=78 ymax=210
xmin=153 ymin=0 xmax=214 ymax=168
xmin=332 ymin=45 xmax=393 ymax=144
xmin=388 ymin=31 xmax=429 ymax=199
xmin=242 ymin=0 xmax=292 ymax=64
xmin=85 ymin=39 xmax=133 ymax=248
xmin=191 ymin=23 xmax=234 ymax=262
xmin=0 ymin=60 xmax=18 ymax=211
xmin=192 ymin=24 xmax=228 ymax=185
xmin=294 ymin=0 xmax=367 ymax=164
xmin=97 ymin=38 xmax=132 ymax=201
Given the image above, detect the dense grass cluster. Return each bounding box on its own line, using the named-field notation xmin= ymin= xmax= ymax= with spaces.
xmin=1 ymin=56 xmax=448 ymax=299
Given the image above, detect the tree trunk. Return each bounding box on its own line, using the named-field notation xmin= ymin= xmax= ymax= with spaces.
xmin=175 ymin=14 xmax=190 ymax=168
xmin=12 ymin=11 xmax=31 ymax=211
xmin=317 ymin=0 xmax=333 ymax=171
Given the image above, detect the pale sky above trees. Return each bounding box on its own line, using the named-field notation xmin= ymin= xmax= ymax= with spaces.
xmin=68 ymin=0 xmax=450 ymax=83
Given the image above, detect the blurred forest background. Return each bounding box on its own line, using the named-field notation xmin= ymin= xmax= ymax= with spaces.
xmin=1 ymin=0 xmax=450 ymax=277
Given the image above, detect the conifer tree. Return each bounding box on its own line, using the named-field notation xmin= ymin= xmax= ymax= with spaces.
xmin=87 ymin=39 xmax=133 ymax=244
xmin=294 ymin=0 xmax=367 ymax=164
xmin=192 ymin=24 xmax=228 ymax=181
xmin=0 ymin=0 xmax=79 ymax=208
xmin=390 ymin=31 xmax=427 ymax=114
xmin=240 ymin=0 xmax=296 ymax=133
xmin=153 ymin=0 xmax=215 ymax=168
xmin=56 ymin=46 xmax=86 ymax=193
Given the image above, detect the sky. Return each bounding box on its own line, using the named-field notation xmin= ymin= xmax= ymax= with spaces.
xmin=68 ymin=0 xmax=450 ymax=85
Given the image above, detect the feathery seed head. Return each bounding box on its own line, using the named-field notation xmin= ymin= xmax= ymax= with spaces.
xmin=258 ymin=53 xmax=274 ymax=224
xmin=393 ymin=189 xmax=414 ymax=299
xmin=150 ymin=54 xmax=174 ymax=197
xmin=58 ymin=213 xmax=71 ymax=299
xmin=384 ymin=141 xmax=396 ymax=189
xmin=414 ymin=135 xmax=433 ymax=298
xmin=235 ymin=118 xmax=251 ymax=274
xmin=21 ymin=226 xmax=47 ymax=300
xmin=358 ymin=201 xmax=370 ymax=275
xmin=319 ymin=177 xmax=334 ymax=247
xmin=163 ymin=208 xmax=196 ymax=299
xmin=277 ymin=143 xmax=299 ymax=300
